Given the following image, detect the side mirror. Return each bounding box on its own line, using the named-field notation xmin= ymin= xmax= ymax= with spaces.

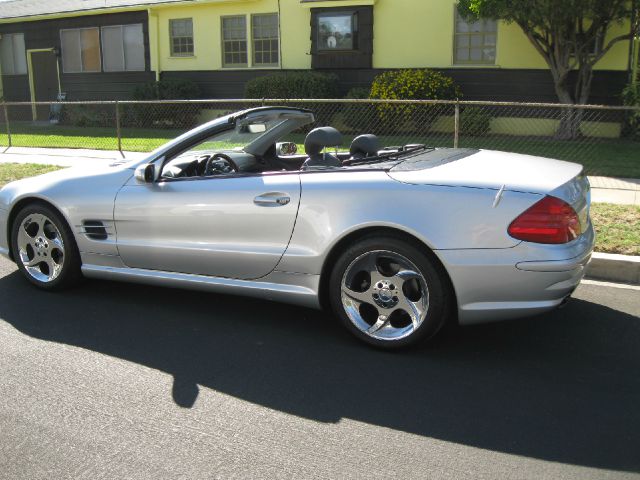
xmin=276 ymin=142 xmax=297 ymax=156
xmin=135 ymin=163 xmax=156 ymax=183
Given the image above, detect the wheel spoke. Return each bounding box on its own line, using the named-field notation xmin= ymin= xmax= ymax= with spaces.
xmin=45 ymin=257 xmax=62 ymax=280
xmin=368 ymin=315 xmax=389 ymax=334
xmin=341 ymin=284 xmax=372 ymax=305
xmin=394 ymin=297 xmax=425 ymax=330
xmin=48 ymin=235 xmax=64 ymax=252
xmin=394 ymin=269 xmax=421 ymax=286
xmin=16 ymin=225 xmax=35 ymax=250
xmin=25 ymin=256 xmax=41 ymax=268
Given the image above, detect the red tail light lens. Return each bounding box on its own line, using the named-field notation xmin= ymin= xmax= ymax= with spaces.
xmin=508 ymin=196 xmax=581 ymax=244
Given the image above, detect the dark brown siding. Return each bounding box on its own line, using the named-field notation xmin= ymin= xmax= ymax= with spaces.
xmin=0 ymin=11 xmax=153 ymax=101
xmin=161 ymin=68 xmax=627 ymax=105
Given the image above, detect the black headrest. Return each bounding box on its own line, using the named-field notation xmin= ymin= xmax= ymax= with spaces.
xmin=350 ymin=134 xmax=380 ymax=158
xmin=304 ymin=127 xmax=343 ymax=156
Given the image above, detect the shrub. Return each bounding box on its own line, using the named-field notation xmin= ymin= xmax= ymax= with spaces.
xmin=459 ymin=106 xmax=492 ymax=137
xmin=60 ymin=104 xmax=114 ymax=128
xmin=126 ymin=78 xmax=202 ymax=129
xmin=370 ymin=69 xmax=462 ymax=134
xmin=341 ymin=86 xmax=373 ymax=133
xmin=622 ymin=83 xmax=640 ymax=140
xmin=132 ymin=78 xmax=201 ymax=101
xmin=244 ymin=71 xmax=339 ymax=99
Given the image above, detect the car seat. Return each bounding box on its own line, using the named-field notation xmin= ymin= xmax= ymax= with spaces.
xmin=301 ymin=127 xmax=343 ymax=169
xmin=349 ymin=134 xmax=380 ymax=160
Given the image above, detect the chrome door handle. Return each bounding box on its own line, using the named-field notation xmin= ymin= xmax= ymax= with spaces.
xmin=254 ymin=192 xmax=291 ymax=207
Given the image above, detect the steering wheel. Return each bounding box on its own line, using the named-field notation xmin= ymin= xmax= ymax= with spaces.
xmin=204 ymin=153 xmax=239 ymax=176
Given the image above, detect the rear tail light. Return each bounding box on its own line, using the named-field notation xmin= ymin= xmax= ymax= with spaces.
xmin=508 ymin=195 xmax=581 ymax=244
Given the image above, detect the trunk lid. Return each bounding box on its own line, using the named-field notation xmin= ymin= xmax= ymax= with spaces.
xmin=388 ymin=148 xmax=590 ymax=231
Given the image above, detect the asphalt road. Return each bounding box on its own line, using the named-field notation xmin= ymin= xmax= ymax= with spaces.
xmin=0 ymin=257 xmax=638 ymax=480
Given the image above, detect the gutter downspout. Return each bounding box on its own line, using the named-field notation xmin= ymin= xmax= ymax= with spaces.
xmin=148 ymin=7 xmax=161 ymax=82
xmin=629 ymin=0 xmax=639 ymax=84
xmin=277 ymin=0 xmax=283 ymax=70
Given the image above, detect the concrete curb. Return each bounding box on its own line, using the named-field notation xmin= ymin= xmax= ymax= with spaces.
xmin=586 ymin=252 xmax=640 ymax=285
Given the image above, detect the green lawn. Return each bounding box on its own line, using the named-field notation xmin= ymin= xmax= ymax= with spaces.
xmin=0 ymin=163 xmax=62 ymax=188
xmin=1 ymin=163 xmax=637 ymax=256
xmin=0 ymin=123 xmax=638 ymax=177
xmin=590 ymin=203 xmax=640 ymax=256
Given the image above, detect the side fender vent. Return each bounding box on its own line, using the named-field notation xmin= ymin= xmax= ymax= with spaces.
xmin=81 ymin=220 xmax=109 ymax=241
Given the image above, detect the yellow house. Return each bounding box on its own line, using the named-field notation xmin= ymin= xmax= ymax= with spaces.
xmin=0 ymin=0 xmax=635 ymax=104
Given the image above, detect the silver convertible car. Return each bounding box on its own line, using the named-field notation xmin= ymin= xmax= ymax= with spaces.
xmin=0 ymin=107 xmax=594 ymax=348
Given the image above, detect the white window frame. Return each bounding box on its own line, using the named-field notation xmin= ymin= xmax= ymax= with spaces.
xmin=169 ymin=18 xmax=194 ymax=57
xmin=453 ymin=9 xmax=497 ymax=66
xmin=60 ymin=27 xmax=102 ymax=73
xmin=0 ymin=33 xmax=27 ymax=75
xmin=220 ymin=13 xmax=281 ymax=69
xmin=251 ymin=13 xmax=279 ymax=67
xmin=100 ymin=23 xmax=145 ymax=72
xmin=221 ymin=15 xmax=248 ymax=68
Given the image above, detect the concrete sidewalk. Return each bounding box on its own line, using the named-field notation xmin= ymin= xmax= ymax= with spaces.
xmin=0 ymin=147 xmax=147 ymax=167
xmin=589 ymin=176 xmax=640 ymax=206
xmin=0 ymin=146 xmax=638 ymax=206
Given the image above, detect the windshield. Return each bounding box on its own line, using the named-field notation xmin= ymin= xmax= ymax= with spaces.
xmin=192 ymin=118 xmax=288 ymax=152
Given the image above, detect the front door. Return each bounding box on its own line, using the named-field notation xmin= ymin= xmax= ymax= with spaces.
xmin=31 ymin=50 xmax=59 ymax=120
xmin=114 ymin=173 xmax=301 ymax=280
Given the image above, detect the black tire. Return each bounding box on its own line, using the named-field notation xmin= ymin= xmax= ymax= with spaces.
xmin=329 ymin=233 xmax=453 ymax=349
xmin=11 ymin=203 xmax=82 ymax=290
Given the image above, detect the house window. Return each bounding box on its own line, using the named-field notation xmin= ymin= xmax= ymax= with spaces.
xmin=252 ymin=14 xmax=279 ymax=66
xmin=310 ymin=7 xmax=372 ymax=69
xmin=61 ymin=27 xmax=101 ymax=73
xmin=222 ymin=16 xmax=247 ymax=67
xmin=101 ymin=24 xmax=145 ymax=71
xmin=454 ymin=11 xmax=497 ymax=65
xmin=170 ymin=18 xmax=194 ymax=57
xmin=317 ymin=12 xmax=357 ymax=51
xmin=0 ymin=33 xmax=27 ymax=75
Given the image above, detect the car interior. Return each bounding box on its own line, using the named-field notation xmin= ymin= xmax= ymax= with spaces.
xmin=160 ymin=125 xmax=393 ymax=179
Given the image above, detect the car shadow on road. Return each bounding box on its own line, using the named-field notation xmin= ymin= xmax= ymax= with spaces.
xmin=0 ymin=270 xmax=638 ymax=473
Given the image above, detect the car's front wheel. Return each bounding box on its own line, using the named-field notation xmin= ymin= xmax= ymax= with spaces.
xmin=329 ymin=234 xmax=452 ymax=349
xmin=11 ymin=203 xmax=81 ymax=290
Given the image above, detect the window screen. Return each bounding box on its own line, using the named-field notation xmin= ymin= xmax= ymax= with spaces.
xmin=222 ymin=16 xmax=247 ymax=67
xmin=61 ymin=28 xmax=101 ymax=72
xmin=0 ymin=33 xmax=27 ymax=75
xmin=454 ymin=11 xmax=497 ymax=64
xmin=101 ymin=24 xmax=144 ymax=72
xmin=170 ymin=18 xmax=194 ymax=56
xmin=252 ymin=14 xmax=279 ymax=66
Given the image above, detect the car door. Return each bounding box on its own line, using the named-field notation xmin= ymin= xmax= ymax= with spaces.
xmin=114 ymin=172 xmax=300 ymax=280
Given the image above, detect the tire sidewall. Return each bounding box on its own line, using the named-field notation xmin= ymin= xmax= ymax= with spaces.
xmin=329 ymin=234 xmax=450 ymax=349
xmin=11 ymin=203 xmax=81 ymax=290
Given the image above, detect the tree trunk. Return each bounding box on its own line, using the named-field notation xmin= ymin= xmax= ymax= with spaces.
xmin=549 ymin=67 xmax=580 ymax=140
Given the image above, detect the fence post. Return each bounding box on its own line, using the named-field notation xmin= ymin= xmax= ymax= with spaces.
xmin=115 ymin=101 xmax=124 ymax=158
xmin=453 ymin=99 xmax=460 ymax=148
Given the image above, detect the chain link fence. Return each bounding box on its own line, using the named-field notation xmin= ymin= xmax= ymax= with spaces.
xmin=0 ymin=99 xmax=638 ymax=177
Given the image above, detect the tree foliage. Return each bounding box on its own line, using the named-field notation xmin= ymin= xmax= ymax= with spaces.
xmin=458 ymin=0 xmax=639 ymax=105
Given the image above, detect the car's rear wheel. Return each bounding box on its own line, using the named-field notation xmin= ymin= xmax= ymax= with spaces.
xmin=329 ymin=234 xmax=452 ymax=349
xmin=11 ymin=203 xmax=81 ymax=290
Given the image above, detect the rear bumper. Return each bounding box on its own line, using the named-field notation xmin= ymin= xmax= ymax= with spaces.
xmin=437 ymin=221 xmax=595 ymax=325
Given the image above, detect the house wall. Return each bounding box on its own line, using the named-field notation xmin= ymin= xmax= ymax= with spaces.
xmin=0 ymin=10 xmax=155 ymax=101
xmin=150 ymin=0 xmax=630 ymax=103
xmin=0 ymin=0 xmax=633 ymax=103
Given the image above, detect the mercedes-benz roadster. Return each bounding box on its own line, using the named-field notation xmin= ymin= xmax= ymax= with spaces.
xmin=0 ymin=107 xmax=594 ymax=348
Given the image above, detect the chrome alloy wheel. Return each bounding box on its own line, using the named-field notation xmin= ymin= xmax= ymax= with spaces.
xmin=341 ymin=250 xmax=430 ymax=341
xmin=16 ymin=213 xmax=65 ymax=283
